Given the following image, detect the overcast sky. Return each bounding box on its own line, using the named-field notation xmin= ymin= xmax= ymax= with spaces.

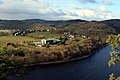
xmin=0 ymin=0 xmax=120 ymax=20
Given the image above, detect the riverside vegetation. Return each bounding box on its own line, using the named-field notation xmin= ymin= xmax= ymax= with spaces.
xmin=0 ymin=54 xmax=26 ymax=80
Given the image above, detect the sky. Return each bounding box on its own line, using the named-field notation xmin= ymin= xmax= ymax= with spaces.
xmin=0 ymin=0 xmax=120 ymax=20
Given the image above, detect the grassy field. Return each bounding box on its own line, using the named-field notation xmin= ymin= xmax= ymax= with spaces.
xmin=0 ymin=32 xmax=64 ymax=47
xmin=0 ymin=30 xmax=13 ymax=32
xmin=26 ymin=32 xmax=64 ymax=39
xmin=0 ymin=36 xmax=39 ymax=46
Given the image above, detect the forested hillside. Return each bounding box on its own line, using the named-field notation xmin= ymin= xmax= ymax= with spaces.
xmin=0 ymin=19 xmax=120 ymax=34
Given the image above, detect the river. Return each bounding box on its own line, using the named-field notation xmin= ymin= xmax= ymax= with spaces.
xmin=13 ymin=46 xmax=120 ymax=80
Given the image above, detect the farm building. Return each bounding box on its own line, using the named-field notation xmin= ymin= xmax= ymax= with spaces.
xmin=41 ymin=39 xmax=54 ymax=45
xmin=41 ymin=39 xmax=61 ymax=45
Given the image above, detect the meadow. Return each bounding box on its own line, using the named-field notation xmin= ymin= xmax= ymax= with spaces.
xmin=26 ymin=32 xmax=64 ymax=39
xmin=0 ymin=36 xmax=38 ymax=46
xmin=0 ymin=30 xmax=13 ymax=33
xmin=0 ymin=32 xmax=64 ymax=47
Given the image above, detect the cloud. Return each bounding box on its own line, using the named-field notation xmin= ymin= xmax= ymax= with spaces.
xmin=0 ymin=0 xmax=118 ymax=20
xmin=77 ymin=0 xmax=97 ymax=4
xmin=103 ymin=0 xmax=113 ymax=5
xmin=75 ymin=9 xmax=95 ymax=17
xmin=0 ymin=0 xmax=4 ymax=4
xmin=33 ymin=0 xmax=39 ymax=2
xmin=68 ymin=4 xmax=78 ymax=9
xmin=65 ymin=5 xmax=115 ymax=20
xmin=113 ymin=13 xmax=120 ymax=19
xmin=0 ymin=0 xmax=66 ymax=20
xmin=98 ymin=6 xmax=110 ymax=13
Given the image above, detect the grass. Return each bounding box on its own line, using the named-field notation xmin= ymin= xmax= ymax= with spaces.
xmin=0 ymin=36 xmax=39 ymax=46
xmin=26 ymin=32 xmax=64 ymax=39
xmin=0 ymin=32 xmax=64 ymax=47
xmin=0 ymin=30 xmax=13 ymax=33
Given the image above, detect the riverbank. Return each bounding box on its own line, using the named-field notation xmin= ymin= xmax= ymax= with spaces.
xmin=24 ymin=43 xmax=106 ymax=67
xmin=24 ymin=55 xmax=89 ymax=67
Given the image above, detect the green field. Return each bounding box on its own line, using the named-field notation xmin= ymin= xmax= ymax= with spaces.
xmin=0 ymin=30 xmax=13 ymax=33
xmin=0 ymin=32 xmax=64 ymax=47
xmin=26 ymin=32 xmax=64 ymax=39
xmin=0 ymin=36 xmax=38 ymax=46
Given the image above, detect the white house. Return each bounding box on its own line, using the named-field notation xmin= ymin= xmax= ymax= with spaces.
xmin=41 ymin=39 xmax=46 ymax=45
xmin=41 ymin=39 xmax=54 ymax=45
xmin=41 ymin=38 xmax=61 ymax=45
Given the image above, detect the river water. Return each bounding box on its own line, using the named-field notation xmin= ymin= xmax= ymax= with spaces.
xmin=14 ymin=46 xmax=120 ymax=80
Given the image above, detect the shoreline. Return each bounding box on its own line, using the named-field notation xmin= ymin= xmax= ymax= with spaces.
xmin=24 ymin=44 xmax=106 ymax=67
xmin=24 ymin=55 xmax=90 ymax=67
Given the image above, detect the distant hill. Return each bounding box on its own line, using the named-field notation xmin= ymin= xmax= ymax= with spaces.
xmin=0 ymin=19 xmax=54 ymax=30
xmin=0 ymin=20 xmax=31 ymax=30
xmin=0 ymin=19 xmax=87 ymax=30
xmin=59 ymin=21 xmax=117 ymax=36
xmin=100 ymin=19 xmax=120 ymax=33
xmin=0 ymin=19 xmax=120 ymax=34
xmin=24 ymin=19 xmax=87 ymax=26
